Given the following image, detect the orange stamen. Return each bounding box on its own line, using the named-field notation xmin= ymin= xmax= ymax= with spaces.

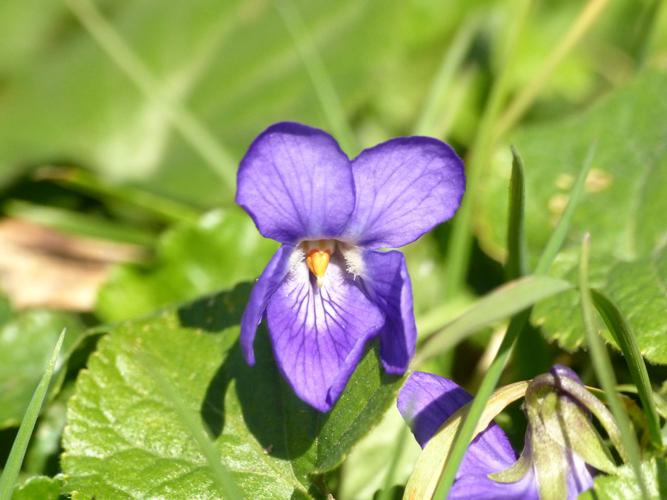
xmin=306 ymin=249 xmax=331 ymax=282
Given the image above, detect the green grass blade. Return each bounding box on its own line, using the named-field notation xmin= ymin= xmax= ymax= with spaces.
xmin=443 ymin=0 xmax=531 ymax=298
xmin=413 ymin=15 xmax=480 ymax=136
xmin=506 ymin=146 xmax=527 ymax=280
xmin=141 ymin=354 xmax=244 ymax=499
xmin=276 ymin=0 xmax=357 ymax=153
xmin=0 ymin=328 xmax=66 ymax=500
xmin=430 ymin=142 xmax=597 ymax=492
xmin=414 ymin=275 xmax=572 ymax=365
xmin=433 ymin=132 xmax=531 ymax=499
xmin=535 ymin=143 xmax=596 ymax=275
xmin=5 ymin=200 xmax=154 ymax=246
xmin=433 ymin=309 xmax=530 ymax=498
xmin=579 ymin=235 xmax=649 ymax=499
xmin=592 ymin=289 xmax=663 ymax=450
xmin=64 ymin=0 xmax=237 ymax=196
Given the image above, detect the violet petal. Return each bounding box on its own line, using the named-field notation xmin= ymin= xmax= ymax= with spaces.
xmin=236 ymin=122 xmax=355 ymax=245
xmin=266 ymin=256 xmax=384 ymax=411
xmin=345 ymin=137 xmax=465 ymax=248
xmin=398 ymin=372 xmax=519 ymax=488
xmin=240 ymin=245 xmax=293 ymax=365
xmin=362 ymin=250 xmax=416 ymax=374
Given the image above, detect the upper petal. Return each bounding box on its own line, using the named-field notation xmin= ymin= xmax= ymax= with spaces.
xmin=236 ymin=122 xmax=355 ymax=244
xmin=344 ymin=137 xmax=465 ymax=248
xmin=362 ymin=250 xmax=416 ymax=374
xmin=240 ymin=246 xmax=293 ymax=365
xmin=398 ymin=372 xmax=517 ymax=480
xmin=266 ymin=255 xmax=384 ymax=411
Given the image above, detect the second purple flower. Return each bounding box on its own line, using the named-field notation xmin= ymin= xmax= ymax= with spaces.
xmin=237 ymin=122 xmax=465 ymax=411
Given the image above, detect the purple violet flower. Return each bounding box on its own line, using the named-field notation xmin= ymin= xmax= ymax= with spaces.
xmin=398 ymin=367 xmax=605 ymax=499
xmin=236 ymin=122 xmax=465 ymax=412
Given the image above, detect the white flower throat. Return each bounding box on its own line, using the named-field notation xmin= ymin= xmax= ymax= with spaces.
xmin=297 ymin=239 xmax=364 ymax=287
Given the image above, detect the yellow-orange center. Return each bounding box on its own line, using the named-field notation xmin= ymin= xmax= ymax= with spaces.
xmin=306 ymin=249 xmax=331 ymax=279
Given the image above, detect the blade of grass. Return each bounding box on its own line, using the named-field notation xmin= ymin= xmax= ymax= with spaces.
xmin=413 ymin=15 xmax=481 ymax=136
xmin=0 ymin=329 xmax=66 ymax=500
xmin=276 ymin=0 xmax=357 ymax=153
xmin=592 ymin=289 xmax=663 ymax=450
xmin=141 ymin=352 xmax=244 ymax=499
xmin=506 ymin=146 xmax=527 ymax=279
xmin=579 ymin=234 xmax=649 ymax=499
xmin=64 ymin=0 xmax=237 ymax=196
xmin=494 ymin=0 xmax=610 ymax=140
xmin=5 ymin=200 xmax=154 ymax=246
xmin=414 ymin=275 xmax=572 ymax=365
xmin=429 ymin=143 xmax=600 ymax=495
xmin=433 ymin=142 xmax=530 ymax=497
xmin=535 ymin=143 xmax=596 ymax=274
xmin=37 ymin=166 xmax=201 ymax=224
xmin=444 ymin=0 xmax=531 ymax=298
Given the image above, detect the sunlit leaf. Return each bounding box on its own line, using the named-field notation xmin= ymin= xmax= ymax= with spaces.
xmin=63 ymin=284 xmax=402 ymax=498
xmin=477 ymin=69 xmax=667 ymax=364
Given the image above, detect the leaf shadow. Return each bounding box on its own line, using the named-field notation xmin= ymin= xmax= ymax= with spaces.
xmin=176 ymin=283 xmax=322 ymax=461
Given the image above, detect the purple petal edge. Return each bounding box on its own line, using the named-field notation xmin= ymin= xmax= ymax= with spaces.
xmin=240 ymin=246 xmax=293 ymax=365
xmin=362 ymin=250 xmax=416 ymax=374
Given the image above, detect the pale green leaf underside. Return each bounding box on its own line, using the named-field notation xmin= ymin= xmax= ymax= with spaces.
xmin=477 ymin=69 xmax=667 ymax=364
xmin=62 ymin=285 xmax=402 ymax=499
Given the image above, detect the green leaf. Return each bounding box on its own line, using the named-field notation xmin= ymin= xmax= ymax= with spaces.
xmin=579 ymin=458 xmax=667 ymax=500
xmin=96 ymin=208 xmax=277 ymax=322
xmin=477 ymin=69 xmax=667 ymax=364
xmin=62 ymin=285 xmax=402 ymax=498
xmin=11 ymin=475 xmax=63 ymax=500
xmin=0 ymin=311 xmax=82 ymax=429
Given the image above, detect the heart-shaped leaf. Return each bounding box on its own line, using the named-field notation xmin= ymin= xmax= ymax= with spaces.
xmin=63 ymin=284 xmax=402 ymax=498
xmin=477 ymin=69 xmax=667 ymax=364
